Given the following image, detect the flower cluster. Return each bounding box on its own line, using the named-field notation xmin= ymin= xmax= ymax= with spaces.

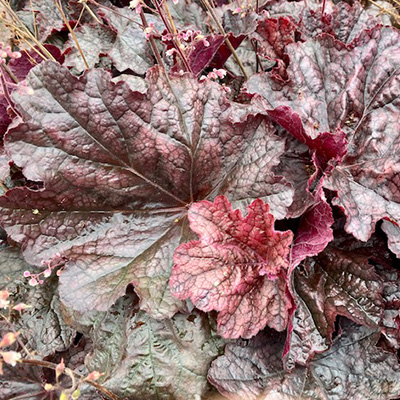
xmin=24 ymin=253 xmax=66 ymax=287
xmin=0 ymin=42 xmax=21 ymax=66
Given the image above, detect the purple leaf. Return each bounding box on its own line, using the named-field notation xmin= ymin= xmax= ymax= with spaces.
xmin=272 ymin=130 xmax=316 ymax=218
xmin=0 ymin=96 xmax=11 ymax=139
xmin=208 ymin=34 xmax=246 ymax=72
xmin=64 ymin=23 xmax=116 ymax=72
xmin=0 ymin=61 xmax=291 ymax=318
xmin=301 ymin=1 xmax=391 ymax=44
xmin=172 ymin=35 xmax=226 ymax=77
xmin=98 ymin=7 xmax=161 ymax=73
xmin=208 ymin=330 xmax=307 ymax=400
xmin=66 ymin=294 xmax=225 ymax=399
xmin=209 ymin=321 xmax=400 ymax=400
xmin=284 ymin=245 xmax=383 ymax=367
xmin=290 ymin=186 xmax=334 ymax=268
xmin=252 ymin=16 xmax=297 ymax=80
xmin=0 ymin=45 xmax=63 ymax=139
xmin=247 ymin=26 xmax=400 ymax=241
xmin=223 ymin=10 xmax=259 ymax=36
xmin=7 ymin=45 xmax=64 ymax=82
xmin=0 ymin=363 xmax=46 ymax=400
xmin=266 ymin=105 xmax=348 ymax=171
xmin=170 ymin=196 xmax=293 ymax=338
xmin=28 ymin=0 xmax=70 ymax=40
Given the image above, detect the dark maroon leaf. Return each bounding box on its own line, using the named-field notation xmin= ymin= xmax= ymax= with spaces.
xmin=290 ymin=186 xmax=334 ymax=268
xmin=252 ymin=16 xmax=297 ymax=80
xmin=284 ymin=245 xmax=383 ymax=367
xmin=8 ymin=45 xmax=64 ymax=82
xmin=300 ymin=1 xmax=391 ymax=44
xmin=170 ymin=196 xmax=293 ymax=338
xmin=179 ymin=35 xmax=225 ymax=77
xmin=209 ymin=321 xmax=400 ymax=400
xmin=247 ymin=26 xmax=400 ymax=241
xmin=266 ymin=105 xmax=348 ymax=171
xmin=208 ymin=34 xmax=246 ymax=72
xmin=0 ymin=61 xmax=292 ymax=318
xmin=0 ymin=96 xmax=11 ymax=139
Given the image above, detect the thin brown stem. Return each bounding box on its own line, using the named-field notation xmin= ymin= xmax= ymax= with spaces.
xmin=2 ymin=64 xmax=19 ymax=84
xmin=20 ymin=359 xmax=119 ymax=400
xmin=88 ymin=0 xmax=143 ymax=27
xmin=0 ymin=313 xmax=31 ymax=357
xmin=0 ymin=0 xmax=56 ymax=61
xmin=0 ymin=181 xmax=8 ymax=193
xmin=73 ymin=3 xmax=86 ymax=31
xmin=139 ymin=10 xmax=165 ymax=69
xmin=54 ymin=0 xmax=89 ymax=69
xmin=368 ymin=0 xmax=400 ymax=21
xmin=152 ymin=0 xmax=192 ymax=72
xmin=200 ymin=0 xmax=248 ymax=79
xmin=29 ymin=0 xmax=38 ymax=39
xmin=83 ymin=2 xmax=101 ymax=24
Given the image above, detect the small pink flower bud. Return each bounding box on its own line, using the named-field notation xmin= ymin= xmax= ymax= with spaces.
xmin=0 ymin=332 xmax=19 ymax=348
xmin=56 ymin=358 xmax=65 ymax=379
xmin=28 ymin=278 xmax=38 ymax=287
xmin=23 ymin=271 xmax=31 ymax=278
xmin=214 ymin=69 xmax=227 ymax=79
xmin=0 ymin=290 xmax=10 ymax=309
xmin=1 ymin=351 xmax=21 ymax=366
xmin=12 ymin=303 xmax=31 ymax=312
xmin=43 ymin=268 xmax=52 ymax=278
xmin=86 ymin=371 xmax=103 ymax=381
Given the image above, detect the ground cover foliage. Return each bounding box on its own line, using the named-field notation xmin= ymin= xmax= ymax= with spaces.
xmin=0 ymin=0 xmax=399 ymax=398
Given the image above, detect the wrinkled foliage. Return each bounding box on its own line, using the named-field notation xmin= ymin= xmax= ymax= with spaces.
xmin=0 ymin=0 xmax=399 ymax=398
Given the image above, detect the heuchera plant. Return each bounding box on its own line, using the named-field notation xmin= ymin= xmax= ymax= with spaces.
xmin=0 ymin=0 xmax=399 ymax=399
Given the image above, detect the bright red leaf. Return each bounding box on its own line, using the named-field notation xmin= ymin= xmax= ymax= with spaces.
xmin=170 ymin=195 xmax=293 ymax=338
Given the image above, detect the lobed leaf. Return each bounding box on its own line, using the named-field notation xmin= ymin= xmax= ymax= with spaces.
xmin=209 ymin=321 xmax=400 ymax=400
xmin=0 ymin=61 xmax=291 ymax=318
xmin=247 ymin=26 xmax=400 ymax=241
xmin=170 ymin=196 xmax=293 ymax=338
